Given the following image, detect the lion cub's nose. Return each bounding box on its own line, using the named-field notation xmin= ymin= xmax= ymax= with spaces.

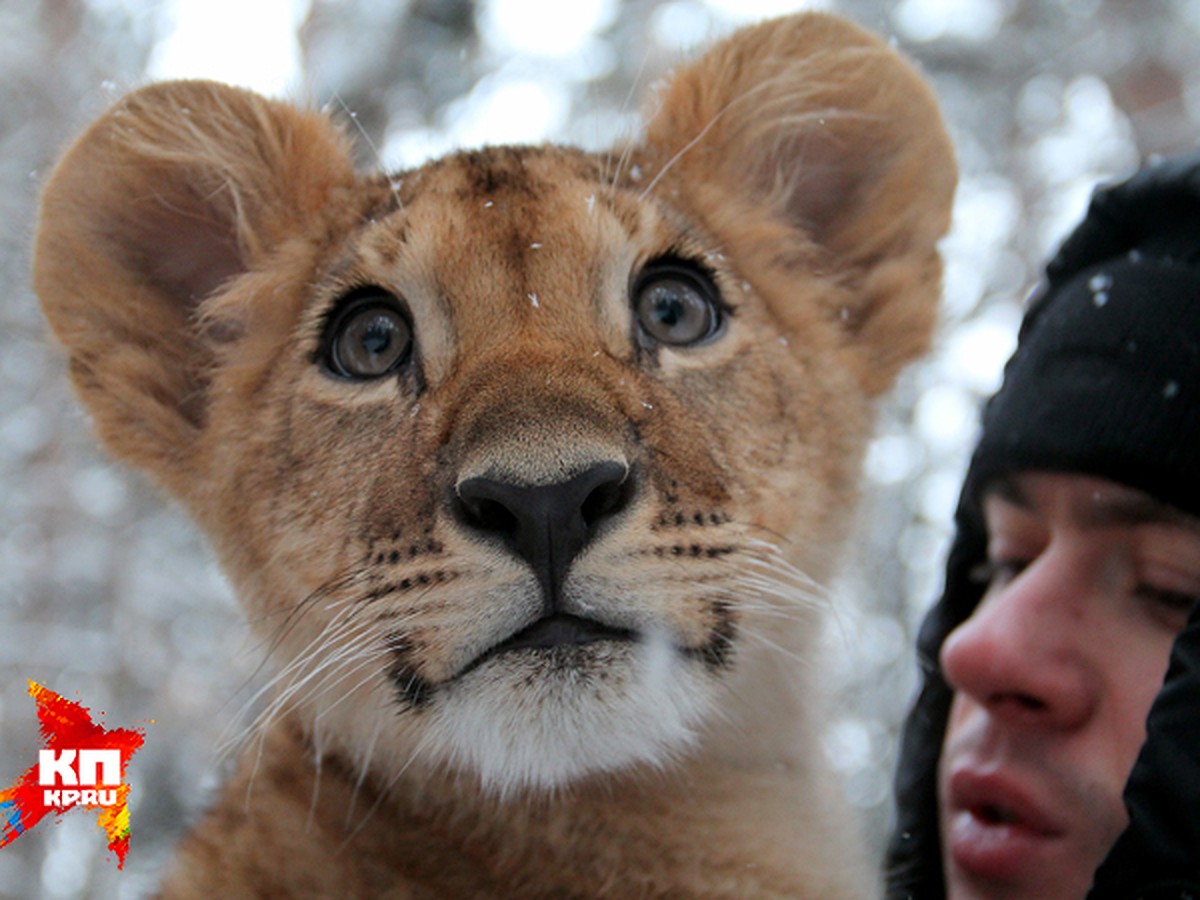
xmin=455 ymin=461 xmax=632 ymax=609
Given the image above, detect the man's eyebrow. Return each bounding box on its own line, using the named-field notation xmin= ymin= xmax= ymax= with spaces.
xmin=981 ymin=473 xmax=1200 ymax=534
xmin=1082 ymin=492 xmax=1200 ymax=533
xmin=981 ymin=474 xmax=1029 ymax=509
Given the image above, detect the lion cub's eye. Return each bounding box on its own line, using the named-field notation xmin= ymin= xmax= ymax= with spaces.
xmin=633 ymin=259 xmax=724 ymax=347
xmin=324 ymin=289 xmax=413 ymax=380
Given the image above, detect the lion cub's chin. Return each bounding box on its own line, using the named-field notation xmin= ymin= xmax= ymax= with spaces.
xmin=365 ymin=636 xmax=717 ymax=795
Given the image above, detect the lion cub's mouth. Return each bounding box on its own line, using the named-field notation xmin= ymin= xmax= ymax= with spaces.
xmin=464 ymin=613 xmax=637 ymax=674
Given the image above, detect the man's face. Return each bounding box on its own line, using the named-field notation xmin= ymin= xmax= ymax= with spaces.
xmin=938 ymin=471 xmax=1200 ymax=899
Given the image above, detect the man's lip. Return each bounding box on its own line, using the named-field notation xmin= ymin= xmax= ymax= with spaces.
xmin=945 ymin=766 xmax=1067 ymax=880
xmin=948 ymin=767 xmax=1064 ymax=836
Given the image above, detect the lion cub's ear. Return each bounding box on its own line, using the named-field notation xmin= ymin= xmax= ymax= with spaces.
xmin=640 ymin=13 xmax=956 ymax=395
xmin=33 ymin=81 xmax=356 ymax=491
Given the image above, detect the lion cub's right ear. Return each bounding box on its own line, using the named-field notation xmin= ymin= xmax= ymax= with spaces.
xmin=638 ymin=13 xmax=955 ymax=397
xmin=33 ymin=81 xmax=356 ymax=494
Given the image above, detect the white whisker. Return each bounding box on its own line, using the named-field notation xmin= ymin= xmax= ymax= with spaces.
xmin=606 ymin=51 xmax=652 ymax=196
xmin=339 ymin=745 xmax=423 ymax=851
xmin=345 ymin=712 xmax=386 ymax=829
xmin=329 ymin=91 xmax=403 ymax=214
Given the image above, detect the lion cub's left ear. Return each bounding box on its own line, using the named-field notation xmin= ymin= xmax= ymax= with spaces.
xmin=640 ymin=13 xmax=956 ymax=395
xmin=33 ymin=81 xmax=357 ymax=495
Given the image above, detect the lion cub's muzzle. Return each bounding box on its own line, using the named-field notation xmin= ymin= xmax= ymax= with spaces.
xmin=452 ymin=459 xmax=638 ymax=653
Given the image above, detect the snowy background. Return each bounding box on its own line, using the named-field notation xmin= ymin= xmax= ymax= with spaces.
xmin=1 ymin=0 xmax=1198 ymax=896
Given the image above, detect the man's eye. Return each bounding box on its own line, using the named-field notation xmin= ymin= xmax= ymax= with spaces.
xmin=1135 ymin=585 xmax=1198 ymax=626
xmin=969 ymin=559 xmax=1027 ymax=589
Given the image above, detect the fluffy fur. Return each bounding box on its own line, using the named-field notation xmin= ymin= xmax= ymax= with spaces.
xmin=34 ymin=13 xmax=954 ymax=897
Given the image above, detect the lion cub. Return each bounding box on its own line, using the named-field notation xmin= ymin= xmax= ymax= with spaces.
xmin=34 ymin=13 xmax=953 ymax=898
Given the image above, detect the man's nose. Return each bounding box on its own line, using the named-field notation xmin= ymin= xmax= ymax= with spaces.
xmin=939 ymin=547 xmax=1098 ymax=730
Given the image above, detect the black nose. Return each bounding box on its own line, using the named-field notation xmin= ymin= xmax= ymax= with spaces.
xmin=454 ymin=461 xmax=633 ymax=611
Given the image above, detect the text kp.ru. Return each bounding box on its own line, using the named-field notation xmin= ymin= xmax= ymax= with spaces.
xmin=38 ymin=749 xmax=120 ymax=807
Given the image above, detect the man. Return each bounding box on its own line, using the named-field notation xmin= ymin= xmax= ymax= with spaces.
xmin=887 ymin=152 xmax=1200 ymax=898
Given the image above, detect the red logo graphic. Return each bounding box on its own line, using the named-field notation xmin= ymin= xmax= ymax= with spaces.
xmin=0 ymin=682 xmax=147 ymax=868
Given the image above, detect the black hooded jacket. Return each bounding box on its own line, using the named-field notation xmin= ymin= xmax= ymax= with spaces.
xmin=886 ymin=152 xmax=1200 ymax=898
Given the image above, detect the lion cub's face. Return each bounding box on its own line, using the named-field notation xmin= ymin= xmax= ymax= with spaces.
xmin=34 ymin=15 xmax=954 ymax=792
xmin=211 ymin=147 xmax=837 ymax=789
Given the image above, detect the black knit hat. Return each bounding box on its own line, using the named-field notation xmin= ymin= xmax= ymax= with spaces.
xmin=886 ymin=150 xmax=1200 ymax=897
xmin=970 ymin=156 xmax=1200 ymax=522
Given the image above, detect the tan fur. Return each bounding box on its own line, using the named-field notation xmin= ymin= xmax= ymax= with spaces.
xmin=33 ymin=14 xmax=954 ymax=898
